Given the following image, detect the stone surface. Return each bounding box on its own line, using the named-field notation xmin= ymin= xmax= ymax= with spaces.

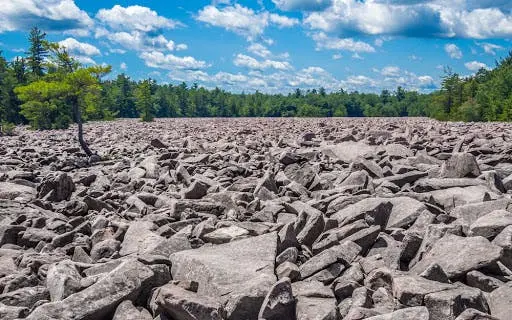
xmin=0 ymin=118 xmax=510 ymax=320
xmin=170 ymin=232 xmax=277 ymax=320
xmin=410 ymin=234 xmax=503 ymax=279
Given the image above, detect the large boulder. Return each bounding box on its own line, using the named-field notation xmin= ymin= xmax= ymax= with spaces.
xmin=37 ymin=172 xmax=75 ymax=202
xmin=26 ymin=259 xmax=169 ymax=319
xmin=440 ymin=153 xmax=481 ymax=178
xmin=170 ymin=232 xmax=278 ymax=320
xmin=410 ymin=234 xmax=503 ymax=279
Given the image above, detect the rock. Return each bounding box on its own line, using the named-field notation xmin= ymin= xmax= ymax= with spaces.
xmin=258 ymin=277 xmax=296 ymax=320
xmin=365 ymin=306 xmax=430 ymax=320
xmin=113 ymin=300 xmax=152 ymax=320
xmin=0 ymin=182 xmax=36 ymax=200
xmin=170 ymin=232 xmax=277 ymax=320
xmin=154 ymin=284 xmax=224 ymax=320
xmin=46 ymin=260 xmax=82 ymax=301
xmin=469 ymin=210 xmax=512 ymax=238
xmin=386 ymin=196 xmax=427 ymax=229
xmin=37 ymin=172 xmax=75 ymax=202
xmin=276 ymin=261 xmax=300 ymax=281
xmin=488 ymin=282 xmax=512 ymax=320
xmin=419 ymin=263 xmax=450 ymax=283
xmin=150 ymin=138 xmax=167 ymax=148
xmin=26 ymin=259 xmax=169 ymax=319
xmin=466 ymin=270 xmax=503 ymax=292
xmin=455 ymin=308 xmax=499 ymax=320
xmin=440 ymin=153 xmax=481 ymax=178
xmin=276 ymin=247 xmax=298 ymax=264
xmin=182 ymin=180 xmax=209 ymax=199
xmin=0 ymin=302 xmax=29 ymax=319
xmin=296 ymin=210 xmax=324 ymax=247
xmin=424 ymin=284 xmax=489 ymax=320
xmin=393 ymin=275 xmax=453 ymax=307
xmin=202 ymin=225 xmax=250 ymax=244
xmin=0 ymin=286 xmax=49 ymax=309
xmin=299 ymin=241 xmax=361 ymax=280
xmin=411 ymin=234 xmax=503 ymax=279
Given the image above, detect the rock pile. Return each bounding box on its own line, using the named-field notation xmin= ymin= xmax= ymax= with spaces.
xmin=0 ymin=117 xmax=512 ymax=319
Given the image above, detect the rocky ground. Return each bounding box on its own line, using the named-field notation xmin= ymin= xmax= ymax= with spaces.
xmin=1 ymin=117 xmax=512 ymax=319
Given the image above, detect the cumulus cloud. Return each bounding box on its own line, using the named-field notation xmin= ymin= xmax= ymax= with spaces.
xmin=248 ymin=43 xmax=272 ymax=58
xmin=139 ymin=51 xmax=209 ymax=70
xmin=58 ymin=38 xmax=100 ymax=56
xmin=304 ymin=1 xmax=445 ymax=38
xmin=196 ymin=4 xmax=298 ymax=40
xmin=311 ymin=32 xmax=375 ymax=53
xmin=0 ymin=0 xmax=93 ymax=35
xmin=269 ymin=14 xmax=299 ymax=28
xmin=380 ymin=66 xmax=401 ymax=77
xmin=445 ymin=43 xmax=462 ymax=59
xmin=96 ymin=5 xmax=181 ymax=32
xmin=234 ymin=54 xmax=292 ymax=70
xmin=102 ymin=31 xmax=177 ymax=52
xmin=302 ymin=0 xmax=512 ymax=39
xmin=464 ymin=60 xmax=489 ymax=71
xmin=120 ymin=62 xmax=127 ymax=70
xmin=272 ymin=0 xmax=333 ymax=11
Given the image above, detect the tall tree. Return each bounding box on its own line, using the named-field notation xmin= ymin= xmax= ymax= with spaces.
xmin=27 ymin=27 xmax=48 ymax=78
xmin=135 ymin=79 xmax=154 ymax=122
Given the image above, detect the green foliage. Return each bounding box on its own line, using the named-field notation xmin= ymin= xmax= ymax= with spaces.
xmin=3 ymin=28 xmax=512 ymax=128
xmin=27 ymin=27 xmax=49 ymax=79
xmin=135 ymin=79 xmax=155 ymax=122
xmin=0 ymin=122 xmax=15 ymax=136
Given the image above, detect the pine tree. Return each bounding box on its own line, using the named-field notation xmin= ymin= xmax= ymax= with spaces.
xmin=27 ymin=27 xmax=48 ymax=78
xmin=135 ymin=79 xmax=154 ymax=122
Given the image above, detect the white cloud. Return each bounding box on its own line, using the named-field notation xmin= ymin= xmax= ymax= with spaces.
xmin=332 ymin=53 xmax=342 ymax=60
xmin=352 ymin=53 xmax=364 ymax=60
xmin=196 ymin=4 xmax=298 ymax=40
xmin=311 ymin=32 xmax=375 ymax=53
xmin=380 ymin=66 xmax=401 ymax=77
xmin=176 ymin=44 xmax=188 ymax=51
xmin=303 ymin=0 xmax=512 ymax=39
xmin=58 ymin=38 xmax=100 ymax=56
xmin=464 ymin=60 xmax=489 ymax=71
xmin=269 ymin=14 xmax=299 ymax=28
xmin=477 ymin=42 xmax=504 ymax=55
xmin=234 ymin=54 xmax=292 ymax=70
xmin=139 ymin=51 xmax=209 ymax=70
xmin=344 ymin=75 xmax=377 ymax=88
xmin=96 ymin=5 xmax=181 ymax=32
xmin=272 ymin=0 xmax=332 ymax=11
xmin=445 ymin=43 xmax=463 ymax=59
xmin=248 ymin=43 xmax=272 ymax=58
xmin=74 ymin=56 xmax=96 ymax=65
xmin=103 ymin=31 xmax=177 ymax=52
xmin=110 ymin=48 xmax=126 ymax=54
xmin=0 ymin=0 xmax=93 ymax=34
xmin=120 ymin=62 xmax=127 ymax=70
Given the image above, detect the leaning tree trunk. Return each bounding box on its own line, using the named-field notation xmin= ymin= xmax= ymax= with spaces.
xmin=72 ymin=100 xmax=93 ymax=157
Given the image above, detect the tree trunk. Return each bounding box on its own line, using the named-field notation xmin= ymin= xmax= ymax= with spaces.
xmin=72 ymin=100 xmax=93 ymax=157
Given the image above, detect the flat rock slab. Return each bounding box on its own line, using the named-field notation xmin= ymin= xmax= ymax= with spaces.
xmin=411 ymin=234 xmax=502 ymax=279
xmin=26 ymin=259 xmax=163 ymax=320
xmin=170 ymin=232 xmax=278 ymax=320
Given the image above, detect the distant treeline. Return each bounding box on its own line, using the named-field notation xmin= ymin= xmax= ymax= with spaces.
xmin=1 ymin=28 xmax=512 ymax=132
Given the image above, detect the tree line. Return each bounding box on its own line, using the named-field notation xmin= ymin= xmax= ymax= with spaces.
xmin=1 ymin=27 xmax=512 ymax=135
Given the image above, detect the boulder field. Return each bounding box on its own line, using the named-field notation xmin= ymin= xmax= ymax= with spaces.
xmin=1 ymin=117 xmax=512 ymax=319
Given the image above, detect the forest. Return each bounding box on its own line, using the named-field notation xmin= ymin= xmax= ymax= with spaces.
xmin=1 ymin=27 xmax=512 ymax=133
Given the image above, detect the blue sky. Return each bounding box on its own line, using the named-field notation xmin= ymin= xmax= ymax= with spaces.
xmin=0 ymin=0 xmax=511 ymax=93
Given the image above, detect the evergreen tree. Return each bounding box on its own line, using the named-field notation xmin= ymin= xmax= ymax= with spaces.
xmin=135 ymin=79 xmax=154 ymax=122
xmin=27 ymin=27 xmax=48 ymax=78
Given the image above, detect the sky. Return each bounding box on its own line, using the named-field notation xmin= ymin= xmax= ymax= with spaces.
xmin=0 ymin=0 xmax=511 ymax=94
